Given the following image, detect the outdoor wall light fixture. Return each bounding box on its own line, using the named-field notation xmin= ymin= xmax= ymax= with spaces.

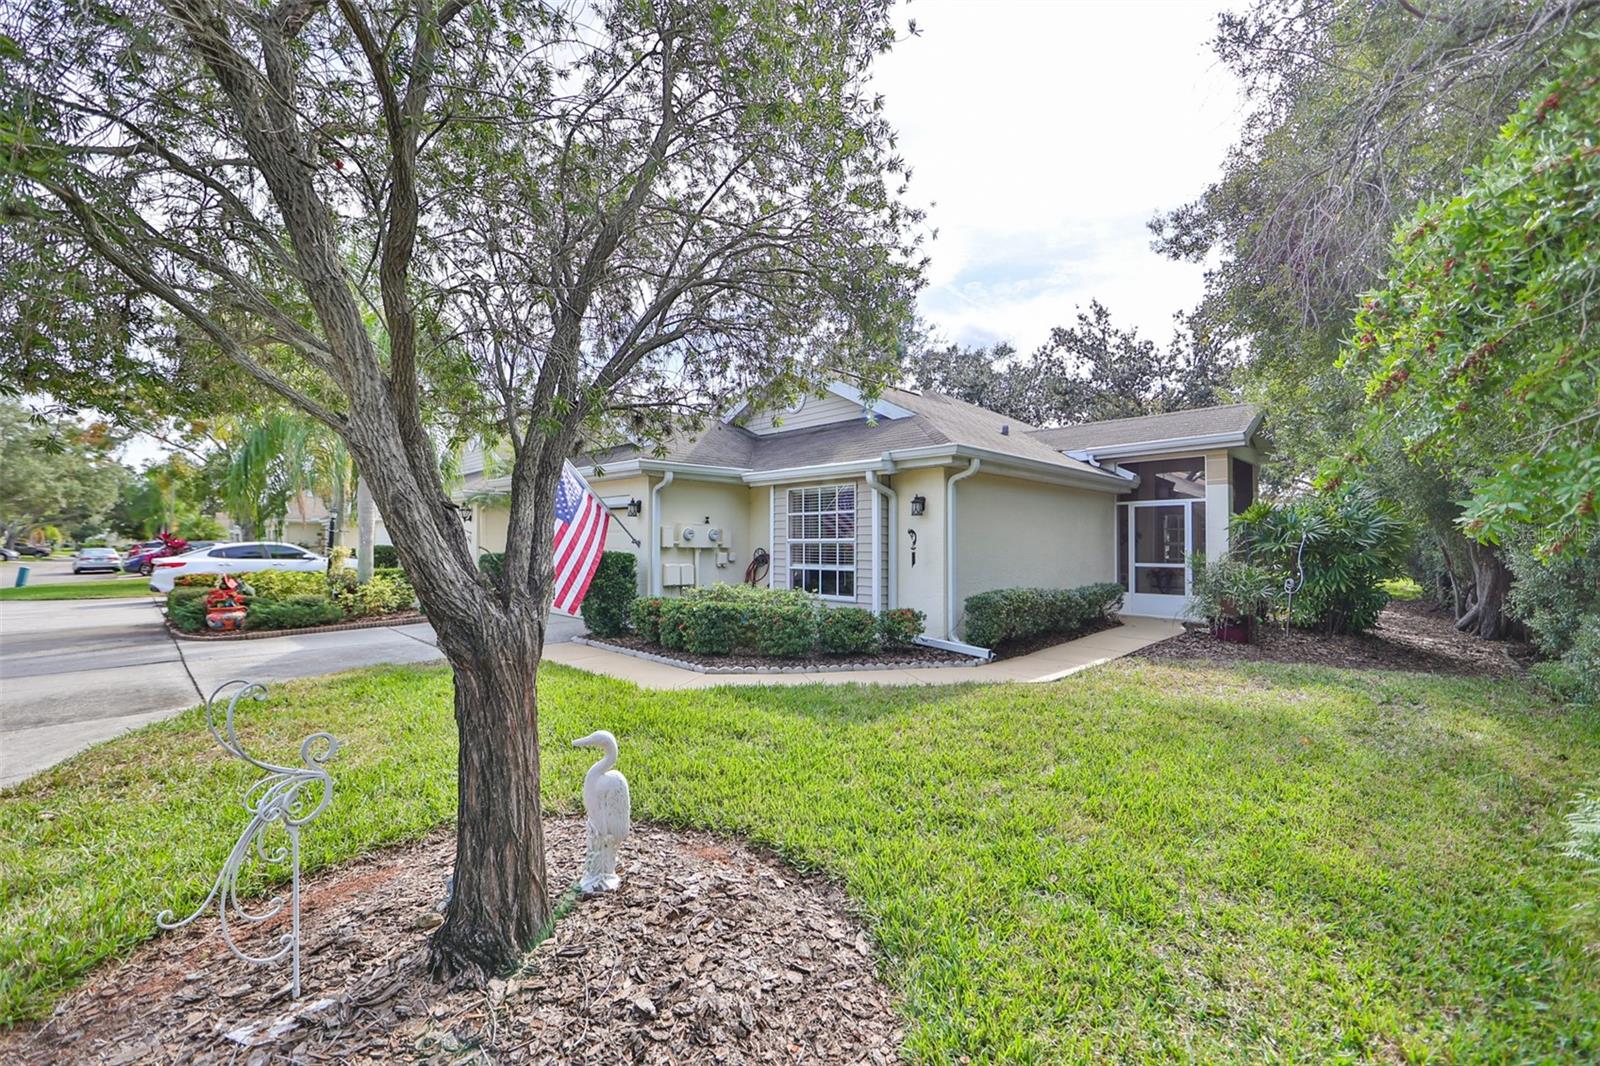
xmin=910 ymin=494 xmax=927 ymax=516
xmin=627 ymin=499 xmax=641 ymax=517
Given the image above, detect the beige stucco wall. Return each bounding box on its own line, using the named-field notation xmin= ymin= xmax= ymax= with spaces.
xmin=891 ymin=465 xmax=947 ymax=629
xmin=652 ymin=476 xmax=751 ymax=593
xmin=954 ymin=473 xmax=1116 ymax=633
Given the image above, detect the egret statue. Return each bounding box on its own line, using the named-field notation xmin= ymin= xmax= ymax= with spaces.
xmin=573 ymin=730 xmax=631 ymax=893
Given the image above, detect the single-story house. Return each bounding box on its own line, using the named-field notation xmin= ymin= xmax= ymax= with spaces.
xmin=459 ymin=384 xmax=1264 ymax=644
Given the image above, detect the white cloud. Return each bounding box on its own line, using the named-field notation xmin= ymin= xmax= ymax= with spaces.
xmin=873 ymin=0 xmax=1243 ymax=350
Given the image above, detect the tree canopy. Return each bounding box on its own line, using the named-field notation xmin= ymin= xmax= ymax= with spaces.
xmin=0 ymin=0 xmax=924 ymax=978
xmin=0 ymin=399 xmax=129 ymax=545
xmin=909 ymin=301 xmax=1234 ymax=428
xmin=1340 ymin=36 xmax=1600 ymax=558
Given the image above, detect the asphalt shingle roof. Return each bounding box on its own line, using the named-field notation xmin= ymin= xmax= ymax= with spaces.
xmin=584 ymin=392 xmax=1259 ymax=480
xmin=1025 ymin=403 xmax=1261 ymax=453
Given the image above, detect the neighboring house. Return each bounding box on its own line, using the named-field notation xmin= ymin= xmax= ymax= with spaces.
xmin=459 ymin=384 xmax=1263 ymax=644
xmin=265 ymin=491 xmax=396 ymax=552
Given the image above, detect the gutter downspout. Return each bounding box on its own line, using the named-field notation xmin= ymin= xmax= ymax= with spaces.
xmin=945 ymin=457 xmax=981 ymax=640
xmin=864 ymin=455 xmax=898 ymax=611
xmin=649 ymin=471 xmax=674 ymax=595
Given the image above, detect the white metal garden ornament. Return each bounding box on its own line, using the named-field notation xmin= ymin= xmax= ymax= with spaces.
xmin=156 ymin=679 xmax=339 ymax=998
xmin=573 ymin=730 xmax=631 ymax=893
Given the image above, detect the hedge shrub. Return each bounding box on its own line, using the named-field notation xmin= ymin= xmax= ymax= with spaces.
xmin=245 ymin=570 xmax=327 ymax=599
xmin=819 ymin=606 xmax=878 ymax=654
xmin=963 ymin=583 xmax=1124 ymax=649
xmin=581 ymin=552 xmax=638 ymax=637
xmin=243 ymin=595 xmax=344 ymax=631
xmin=372 ymin=545 xmax=400 ymax=569
xmin=753 ymin=602 xmax=819 ymax=657
xmin=657 ymin=597 xmax=744 ymax=655
xmin=877 ymin=607 xmax=925 ymax=648
xmin=631 ymin=597 xmax=666 ymax=644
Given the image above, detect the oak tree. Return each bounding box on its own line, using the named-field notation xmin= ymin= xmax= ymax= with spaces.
xmin=0 ymin=0 xmax=922 ymax=979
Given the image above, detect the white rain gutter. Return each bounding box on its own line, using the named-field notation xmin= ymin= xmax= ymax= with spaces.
xmin=945 ymin=457 xmax=981 ymax=640
xmin=864 ymin=455 xmax=898 ymax=611
xmin=649 ymin=470 xmax=674 ymax=595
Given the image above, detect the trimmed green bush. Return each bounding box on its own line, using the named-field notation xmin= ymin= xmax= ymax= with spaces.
xmin=246 ymin=570 xmax=327 ymax=599
xmin=630 ymin=597 xmax=666 ymax=644
xmin=633 ymin=584 xmax=823 ymax=657
xmin=243 ymin=595 xmax=344 ymax=631
xmin=819 ymin=606 xmax=878 ymax=654
xmin=332 ymin=572 xmax=414 ymax=617
xmin=165 ymin=590 xmax=207 ymax=632
xmin=752 ymin=603 xmax=817 ymax=657
xmin=877 ymin=607 xmax=926 ymax=647
xmin=372 ymin=545 xmax=399 ymax=569
xmin=963 ymin=583 xmax=1123 ymax=649
xmin=581 ymin=552 xmax=638 ymax=637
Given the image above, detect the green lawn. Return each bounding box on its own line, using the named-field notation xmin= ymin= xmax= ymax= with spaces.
xmin=0 ymin=579 xmax=150 ymax=601
xmin=3 ymin=661 xmax=1597 ymax=1061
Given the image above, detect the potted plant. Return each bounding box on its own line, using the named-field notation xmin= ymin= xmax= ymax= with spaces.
xmin=1188 ymin=553 xmax=1278 ymax=643
xmin=204 ymin=576 xmax=248 ymax=632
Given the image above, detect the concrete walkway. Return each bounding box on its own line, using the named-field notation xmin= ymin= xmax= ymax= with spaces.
xmin=542 ymin=616 xmax=1183 ymax=689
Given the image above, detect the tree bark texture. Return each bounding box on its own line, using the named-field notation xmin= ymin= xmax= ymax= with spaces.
xmin=1461 ymin=541 xmax=1516 ymax=641
xmin=428 ymin=604 xmax=552 ymax=981
xmin=355 ymin=476 xmax=375 ymax=581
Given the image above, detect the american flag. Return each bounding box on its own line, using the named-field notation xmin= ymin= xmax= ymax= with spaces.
xmin=550 ymin=460 xmax=611 ymax=615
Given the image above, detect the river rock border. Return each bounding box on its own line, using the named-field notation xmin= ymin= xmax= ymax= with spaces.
xmin=571 ymin=635 xmax=984 ymax=674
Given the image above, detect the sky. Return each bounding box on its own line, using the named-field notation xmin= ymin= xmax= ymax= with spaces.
xmin=872 ymin=0 xmax=1243 ymax=352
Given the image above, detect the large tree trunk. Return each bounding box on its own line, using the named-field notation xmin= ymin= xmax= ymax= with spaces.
xmin=1458 ymin=541 xmax=1516 ymax=641
xmin=428 ymin=602 xmax=553 ymax=981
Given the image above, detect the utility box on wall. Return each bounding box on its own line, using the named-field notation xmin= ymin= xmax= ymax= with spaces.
xmin=660 ymin=523 xmax=729 ymax=548
xmin=661 ymin=562 xmax=695 ymax=587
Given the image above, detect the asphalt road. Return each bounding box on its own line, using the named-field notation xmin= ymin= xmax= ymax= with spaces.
xmin=0 ymin=570 xmax=583 ymax=786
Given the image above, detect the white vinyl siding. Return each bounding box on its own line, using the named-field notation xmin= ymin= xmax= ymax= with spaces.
xmin=744 ymin=393 xmax=867 ymax=435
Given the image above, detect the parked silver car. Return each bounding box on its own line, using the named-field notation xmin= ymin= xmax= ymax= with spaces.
xmin=72 ymin=547 xmax=124 ymax=574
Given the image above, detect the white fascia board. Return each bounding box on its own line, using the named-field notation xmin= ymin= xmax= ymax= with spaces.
xmin=742 ymin=458 xmax=890 ymax=486
xmin=892 ymin=444 xmax=1129 ymax=493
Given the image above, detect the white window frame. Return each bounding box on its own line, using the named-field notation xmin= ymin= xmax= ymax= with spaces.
xmin=787 ymin=484 xmax=857 ymax=601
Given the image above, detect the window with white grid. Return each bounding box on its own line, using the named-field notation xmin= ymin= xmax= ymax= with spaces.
xmin=787 ymin=484 xmax=856 ymax=599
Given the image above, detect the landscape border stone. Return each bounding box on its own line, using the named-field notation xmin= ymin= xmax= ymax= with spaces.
xmin=571 ymin=636 xmax=984 ymax=674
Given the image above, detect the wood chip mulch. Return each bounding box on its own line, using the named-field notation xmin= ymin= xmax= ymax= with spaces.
xmin=3 ymin=818 xmax=900 ymax=1066
xmin=1131 ymin=599 xmax=1534 ymax=678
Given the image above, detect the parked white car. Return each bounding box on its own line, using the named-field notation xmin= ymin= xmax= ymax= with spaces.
xmin=72 ymin=547 xmax=123 ymax=574
xmin=147 ymin=541 xmax=328 ymax=593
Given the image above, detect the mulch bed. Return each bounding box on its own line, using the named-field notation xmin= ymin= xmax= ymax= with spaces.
xmin=166 ymin=610 xmax=426 ymax=641
xmin=1131 ymin=599 xmax=1534 ymax=678
xmin=3 ymin=818 xmax=899 ymax=1065
xmin=590 ymin=633 xmax=976 ymax=670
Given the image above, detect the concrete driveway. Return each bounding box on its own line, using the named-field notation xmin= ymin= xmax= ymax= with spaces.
xmin=0 ymin=595 xmax=584 ymax=787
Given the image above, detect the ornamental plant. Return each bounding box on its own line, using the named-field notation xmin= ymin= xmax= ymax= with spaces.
xmin=1338 ymin=36 xmax=1600 ymax=557
xmin=877 ymin=607 xmax=925 ymax=648
xmin=819 ymin=607 xmax=878 ymax=655
xmin=1232 ymin=491 xmax=1408 ymax=635
xmin=580 ymin=552 xmax=638 ymax=638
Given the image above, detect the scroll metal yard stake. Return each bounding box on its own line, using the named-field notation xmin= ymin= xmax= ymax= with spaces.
xmin=156 ymin=679 xmax=340 ymax=998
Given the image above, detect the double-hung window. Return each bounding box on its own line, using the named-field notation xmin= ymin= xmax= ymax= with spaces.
xmin=787 ymin=484 xmax=856 ymax=599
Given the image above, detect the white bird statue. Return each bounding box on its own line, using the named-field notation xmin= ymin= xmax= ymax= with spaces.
xmin=573 ymin=730 xmax=631 ymax=894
